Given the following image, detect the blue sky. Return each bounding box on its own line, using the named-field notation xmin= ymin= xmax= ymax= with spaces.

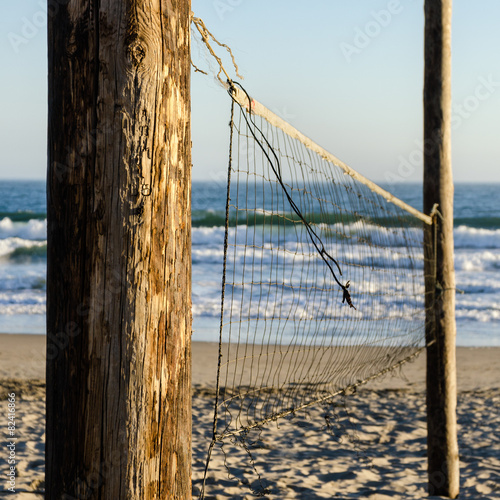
xmin=1 ymin=1 xmax=499 ymax=183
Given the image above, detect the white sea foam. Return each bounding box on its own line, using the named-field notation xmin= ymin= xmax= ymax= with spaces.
xmin=455 ymin=249 xmax=500 ymax=272
xmin=192 ymin=226 xmax=227 ymax=246
xmin=0 ymin=219 xmax=497 ymax=250
xmin=454 ymin=225 xmax=500 ymax=248
xmin=193 ymin=223 xmax=500 ymax=251
xmin=1 ymin=219 xmax=499 ymax=341
xmin=0 ymin=217 xmax=47 ymax=240
xmin=0 ymin=237 xmax=47 ymax=259
xmin=337 ymin=222 xmax=422 ymax=248
xmin=455 ymin=294 xmax=500 ymax=322
xmin=191 ymin=225 xmax=500 ymax=330
xmin=0 ymin=290 xmax=46 ymax=315
xmin=0 ymin=268 xmax=46 ymax=292
xmin=0 ymin=303 xmax=46 ymax=315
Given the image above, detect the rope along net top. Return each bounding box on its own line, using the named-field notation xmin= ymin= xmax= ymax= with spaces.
xmin=207 ymin=84 xmax=434 ymax=443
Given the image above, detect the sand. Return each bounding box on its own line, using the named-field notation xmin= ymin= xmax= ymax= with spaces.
xmin=1 ymin=334 xmax=499 ymax=499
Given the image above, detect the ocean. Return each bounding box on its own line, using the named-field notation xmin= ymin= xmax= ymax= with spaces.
xmin=0 ymin=180 xmax=498 ymax=346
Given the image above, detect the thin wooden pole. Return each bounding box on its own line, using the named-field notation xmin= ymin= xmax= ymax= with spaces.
xmin=46 ymin=1 xmax=192 ymax=498
xmin=423 ymin=1 xmax=459 ymax=498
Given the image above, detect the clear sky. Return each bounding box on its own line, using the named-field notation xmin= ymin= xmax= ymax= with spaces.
xmin=1 ymin=1 xmax=499 ymax=183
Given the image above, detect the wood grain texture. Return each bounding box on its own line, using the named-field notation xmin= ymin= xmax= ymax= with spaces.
xmin=423 ymin=1 xmax=459 ymax=498
xmin=46 ymin=1 xmax=192 ymax=498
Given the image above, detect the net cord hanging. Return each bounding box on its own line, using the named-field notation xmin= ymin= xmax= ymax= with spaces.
xmin=227 ymin=81 xmax=355 ymax=308
xmin=191 ymin=15 xmax=243 ymax=84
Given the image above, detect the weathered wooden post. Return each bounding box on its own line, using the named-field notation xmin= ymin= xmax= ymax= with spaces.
xmin=46 ymin=1 xmax=192 ymax=498
xmin=423 ymin=0 xmax=459 ymax=498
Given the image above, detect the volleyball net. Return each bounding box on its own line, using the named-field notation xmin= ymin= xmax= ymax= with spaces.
xmin=208 ymin=83 xmax=434 ymax=441
xmin=191 ymin=15 xmax=437 ymax=497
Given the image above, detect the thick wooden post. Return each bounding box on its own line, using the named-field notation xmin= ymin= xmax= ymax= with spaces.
xmin=423 ymin=1 xmax=459 ymax=498
xmin=46 ymin=1 xmax=192 ymax=498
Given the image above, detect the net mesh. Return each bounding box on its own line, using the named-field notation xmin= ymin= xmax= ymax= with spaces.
xmin=212 ymin=87 xmax=431 ymax=439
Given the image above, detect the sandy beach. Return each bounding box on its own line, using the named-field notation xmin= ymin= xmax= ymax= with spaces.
xmin=1 ymin=334 xmax=499 ymax=499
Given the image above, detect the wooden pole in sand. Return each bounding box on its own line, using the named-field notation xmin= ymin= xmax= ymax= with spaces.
xmin=46 ymin=1 xmax=192 ymax=498
xmin=423 ymin=0 xmax=459 ymax=498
